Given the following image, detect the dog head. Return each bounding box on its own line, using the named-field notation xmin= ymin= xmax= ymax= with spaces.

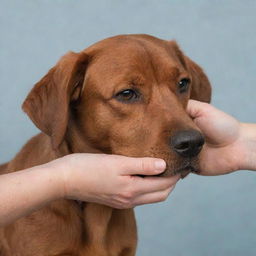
xmin=22 ymin=34 xmax=211 ymax=176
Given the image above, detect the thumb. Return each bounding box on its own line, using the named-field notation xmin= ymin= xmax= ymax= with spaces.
xmin=187 ymin=100 xmax=209 ymax=120
xmin=120 ymin=157 xmax=166 ymax=176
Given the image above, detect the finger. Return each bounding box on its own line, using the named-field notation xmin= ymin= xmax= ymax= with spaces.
xmin=132 ymin=185 xmax=176 ymax=206
xmin=119 ymin=157 xmax=166 ymax=176
xmin=186 ymin=100 xmax=209 ymax=119
xmin=131 ymin=174 xmax=180 ymax=195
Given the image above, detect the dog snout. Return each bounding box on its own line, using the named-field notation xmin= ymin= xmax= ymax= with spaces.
xmin=170 ymin=130 xmax=204 ymax=158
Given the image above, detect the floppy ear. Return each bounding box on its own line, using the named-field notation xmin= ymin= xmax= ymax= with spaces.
xmin=22 ymin=51 xmax=88 ymax=149
xmin=185 ymin=56 xmax=212 ymax=103
xmin=170 ymin=41 xmax=211 ymax=103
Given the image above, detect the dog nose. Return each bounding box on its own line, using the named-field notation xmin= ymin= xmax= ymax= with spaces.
xmin=170 ymin=130 xmax=204 ymax=158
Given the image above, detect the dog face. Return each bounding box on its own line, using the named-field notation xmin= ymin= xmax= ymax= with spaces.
xmin=22 ymin=35 xmax=211 ymax=176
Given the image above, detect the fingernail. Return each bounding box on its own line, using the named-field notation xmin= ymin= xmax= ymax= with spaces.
xmin=154 ymin=160 xmax=166 ymax=171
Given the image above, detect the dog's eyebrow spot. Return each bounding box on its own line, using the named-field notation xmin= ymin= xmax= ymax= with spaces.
xmin=129 ymin=75 xmax=145 ymax=87
xmin=169 ymin=67 xmax=181 ymax=79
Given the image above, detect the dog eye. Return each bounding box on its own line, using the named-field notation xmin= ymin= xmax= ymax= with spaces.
xmin=115 ymin=89 xmax=140 ymax=103
xmin=178 ymin=78 xmax=190 ymax=93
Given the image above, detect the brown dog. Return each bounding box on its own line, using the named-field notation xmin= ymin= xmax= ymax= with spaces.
xmin=0 ymin=34 xmax=211 ymax=256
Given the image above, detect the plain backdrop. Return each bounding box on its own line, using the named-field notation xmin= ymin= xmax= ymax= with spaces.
xmin=1 ymin=1 xmax=256 ymax=255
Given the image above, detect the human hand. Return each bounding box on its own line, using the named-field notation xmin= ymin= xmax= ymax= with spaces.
xmin=187 ymin=100 xmax=256 ymax=175
xmin=48 ymin=154 xmax=180 ymax=209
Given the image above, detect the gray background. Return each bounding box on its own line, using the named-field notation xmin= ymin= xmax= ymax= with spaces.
xmin=1 ymin=0 xmax=256 ymax=255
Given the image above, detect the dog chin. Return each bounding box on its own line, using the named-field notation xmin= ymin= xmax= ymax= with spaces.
xmin=159 ymin=161 xmax=200 ymax=178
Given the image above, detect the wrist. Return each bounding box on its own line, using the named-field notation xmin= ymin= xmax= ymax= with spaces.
xmin=238 ymin=123 xmax=256 ymax=171
xmin=39 ymin=160 xmax=67 ymax=201
xmin=50 ymin=155 xmax=91 ymax=201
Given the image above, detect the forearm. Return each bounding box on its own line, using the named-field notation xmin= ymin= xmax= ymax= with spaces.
xmin=0 ymin=165 xmax=62 ymax=227
xmin=240 ymin=123 xmax=256 ymax=171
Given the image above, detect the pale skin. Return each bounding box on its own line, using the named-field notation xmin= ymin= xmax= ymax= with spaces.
xmin=1 ymin=100 xmax=256 ymax=227
xmin=187 ymin=100 xmax=256 ymax=175
xmin=0 ymin=154 xmax=179 ymax=227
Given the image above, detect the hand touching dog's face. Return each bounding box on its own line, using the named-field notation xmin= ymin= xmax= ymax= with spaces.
xmin=23 ymin=35 xmax=211 ymax=176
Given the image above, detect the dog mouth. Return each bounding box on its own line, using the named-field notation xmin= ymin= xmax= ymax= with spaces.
xmin=159 ymin=159 xmax=200 ymax=178
xmin=172 ymin=165 xmax=198 ymax=178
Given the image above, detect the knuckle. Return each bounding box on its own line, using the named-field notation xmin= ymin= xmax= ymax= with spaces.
xmin=161 ymin=181 xmax=171 ymax=190
xmin=121 ymin=191 xmax=134 ymax=200
xmin=139 ymin=158 xmax=152 ymax=172
xmin=159 ymin=180 xmax=172 ymax=191
xmin=139 ymin=159 xmax=146 ymax=172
